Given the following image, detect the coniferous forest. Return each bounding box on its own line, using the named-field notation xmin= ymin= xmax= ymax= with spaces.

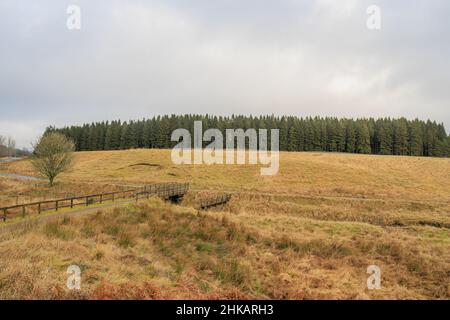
xmin=47 ymin=115 xmax=450 ymax=157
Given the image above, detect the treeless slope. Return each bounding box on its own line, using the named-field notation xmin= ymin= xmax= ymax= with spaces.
xmin=1 ymin=199 xmax=448 ymax=299
xmin=4 ymin=150 xmax=450 ymax=201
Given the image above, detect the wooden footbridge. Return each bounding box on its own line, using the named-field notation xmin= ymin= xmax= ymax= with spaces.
xmin=1 ymin=182 xmax=189 ymax=222
xmin=200 ymin=194 xmax=232 ymax=210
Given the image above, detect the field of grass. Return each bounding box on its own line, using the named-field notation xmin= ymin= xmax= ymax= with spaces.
xmin=0 ymin=149 xmax=449 ymax=299
xmin=3 ymin=149 xmax=450 ymax=200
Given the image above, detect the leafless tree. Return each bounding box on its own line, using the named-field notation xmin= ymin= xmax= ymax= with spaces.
xmin=0 ymin=135 xmax=6 ymax=157
xmin=6 ymin=136 xmax=16 ymax=157
xmin=31 ymin=132 xmax=75 ymax=186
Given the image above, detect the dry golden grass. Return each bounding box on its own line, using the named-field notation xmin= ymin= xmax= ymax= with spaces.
xmin=0 ymin=199 xmax=448 ymax=299
xmin=4 ymin=149 xmax=450 ymax=201
xmin=0 ymin=150 xmax=449 ymax=299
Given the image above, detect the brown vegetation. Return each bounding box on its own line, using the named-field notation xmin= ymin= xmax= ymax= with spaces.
xmin=0 ymin=150 xmax=449 ymax=299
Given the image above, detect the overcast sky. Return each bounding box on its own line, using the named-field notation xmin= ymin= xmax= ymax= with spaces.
xmin=1 ymin=0 xmax=449 ymax=148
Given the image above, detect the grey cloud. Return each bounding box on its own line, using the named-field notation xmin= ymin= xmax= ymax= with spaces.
xmin=0 ymin=0 xmax=449 ymax=148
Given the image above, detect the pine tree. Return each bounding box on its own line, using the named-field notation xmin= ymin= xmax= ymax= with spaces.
xmin=287 ymin=126 xmax=299 ymax=151
xmin=408 ymin=120 xmax=423 ymax=156
xmin=326 ymin=119 xmax=336 ymax=152
xmin=297 ymin=121 xmax=305 ymax=151
xmin=158 ymin=117 xmax=171 ymax=148
xmin=79 ymin=125 xmax=90 ymax=151
xmin=355 ymin=121 xmax=371 ymax=154
xmin=378 ymin=120 xmax=393 ymax=155
xmin=442 ymin=136 xmax=449 ymax=157
xmin=279 ymin=118 xmax=289 ymax=151
xmin=394 ymin=119 xmax=409 ymax=155
xmin=104 ymin=126 xmax=114 ymax=150
xmin=126 ymin=121 xmax=139 ymax=149
xmin=312 ymin=120 xmax=322 ymax=151
xmin=106 ymin=121 xmax=120 ymax=150
xmin=345 ymin=121 xmax=356 ymax=153
xmin=142 ymin=120 xmax=152 ymax=148
xmin=335 ymin=120 xmax=346 ymax=152
xmin=435 ymin=123 xmax=448 ymax=157
xmin=88 ymin=124 xmax=99 ymax=151
xmin=303 ymin=119 xmax=314 ymax=151
xmin=120 ymin=123 xmax=129 ymax=149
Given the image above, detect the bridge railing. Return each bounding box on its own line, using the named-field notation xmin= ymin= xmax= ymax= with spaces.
xmin=0 ymin=182 xmax=190 ymax=222
xmin=136 ymin=183 xmax=190 ymax=201
xmin=200 ymin=194 xmax=232 ymax=210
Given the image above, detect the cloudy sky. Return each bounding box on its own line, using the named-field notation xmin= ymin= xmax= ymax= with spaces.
xmin=1 ymin=0 xmax=449 ymax=148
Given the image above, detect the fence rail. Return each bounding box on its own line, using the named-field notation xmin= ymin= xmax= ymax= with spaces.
xmin=200 ymin=194 xmax=232 ymax=210
xmin=1 ymin=182 xmax=189 ymax=222
xmin=137 ymin=183 xmax=190 ymax=202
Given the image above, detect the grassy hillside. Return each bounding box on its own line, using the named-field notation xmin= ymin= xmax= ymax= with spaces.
xmin=0 ymin=150 xmax=449 ymax=299
xmin=3 ymin=149 xmax=450 ymax=200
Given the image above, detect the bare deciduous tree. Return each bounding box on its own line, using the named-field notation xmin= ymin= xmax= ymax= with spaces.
xmin=7 ymin=136 xmax=16 ymax=157
xmin=0 ymin=135 xmax=6 ymax=157
xmin=31 ymin=132 xmax=75 ymax=186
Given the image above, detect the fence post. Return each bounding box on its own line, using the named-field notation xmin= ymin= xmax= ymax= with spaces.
xmin=22 ymin=205 xmax=26 ymax=217
xmin=38 ymin=203 xmax=41 ymax=214
xmin=56 ymin=200 xmax=59 ymax=211
xmin=86 ymin=197 xmax=89 ymax=206
xmin=112 ymin=193 xmax=115 ymax=202
xmin=3 ymin=208 xmax=6 ymax=222
xmin=100 ymin=194 xmax=103 ymax=204
xmin=70 ymin=199 xmax=74 ymax=208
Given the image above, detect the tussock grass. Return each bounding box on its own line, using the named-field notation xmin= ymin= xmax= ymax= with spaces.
xmin=0 ymin=197 xmax=448 ymax=299
xmin=0 ymin=150 xmax=449 ymax=299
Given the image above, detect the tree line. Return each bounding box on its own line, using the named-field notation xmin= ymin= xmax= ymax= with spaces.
xmin=46 ymin=115 xmax=450 ymax=157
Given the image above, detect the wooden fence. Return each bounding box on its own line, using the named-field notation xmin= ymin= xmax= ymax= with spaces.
xmin=1 ymin=182 xmax=189 ymax=222
xmin=200 ymin=194 xmax=232 ymax=210
xmin=0 ymin=183 xmax=132 ymax=208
